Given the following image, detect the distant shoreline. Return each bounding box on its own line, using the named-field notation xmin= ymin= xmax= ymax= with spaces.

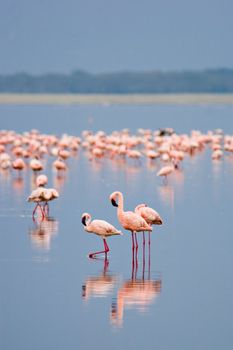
xmin=1 ymin=93 xmax=233 ymax=105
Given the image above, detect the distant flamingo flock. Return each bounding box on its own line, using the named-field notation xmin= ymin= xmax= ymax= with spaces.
xmin=0 ymin=127 xmax=229 ymax=257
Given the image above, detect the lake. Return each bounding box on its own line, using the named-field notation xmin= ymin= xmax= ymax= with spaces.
xmin=0 ymin=100 xmax=233 ymax=350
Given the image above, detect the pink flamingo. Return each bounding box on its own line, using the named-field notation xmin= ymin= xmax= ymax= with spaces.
xmin=135 ymin=203 xmax=163 ymax=246
xmin=27 ymin=187 xmax=59 ymax=219
xmin=157 ymin=165 xmax=174 ymax=183
xmin=110 ymin=191 xmax=152 ymax=252
xmin=53 ymin=157 xmax=67 ymax=173
xmin=81 ymin=212 xmax=122 ymax=259
xmin=12 ymin=158 xmax=26 ymax=177
xmin=30 ymin=156 xmax=44 ymax=172
xmin=36 ymin=174 xmax=48 ymax=187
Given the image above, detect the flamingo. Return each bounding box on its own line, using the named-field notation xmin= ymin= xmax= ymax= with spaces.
xmin=109 ymin=191 xmax=152 ymax=252
xmin=81 ymin=212 xmax=122 ymax=258
xmin=135 ymin=203 xmax=163 ymax=245
xmin=36 ymin=174 xmax=48 ymax=187
xmin=27 ymin=187 xmax=59 ymax=219
xmin=30 ymin=156 xmax=44 ymax=172
xmin=12 ymin=158 xmax=26 ymax=176
xmin=53 ymin=157 xmax=67 ymax=173
xmin=157 ymin=165 xmax=174 ymax=183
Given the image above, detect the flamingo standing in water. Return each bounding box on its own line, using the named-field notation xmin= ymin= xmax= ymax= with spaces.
xmin=27 ymin=187 xmax=59 ymax=219
xmin=135 ymin=203 xmax=163 ymax=245
xmin=109 ymin=191 xmax=152 ymax=252
xmin=157 ymin=165 xmax=174 ymax=183
xmin=81 ymin=212 xmax=122 ymax=258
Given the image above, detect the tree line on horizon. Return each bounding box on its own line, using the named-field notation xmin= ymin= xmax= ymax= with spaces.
xmin=0 ymin=68 xmax=233 ymax=93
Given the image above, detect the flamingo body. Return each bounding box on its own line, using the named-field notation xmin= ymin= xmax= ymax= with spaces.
xmin=135 ymin=204 xmax=162 ymax=226
xmin=157 ymin=165 xmax=174 ymax=177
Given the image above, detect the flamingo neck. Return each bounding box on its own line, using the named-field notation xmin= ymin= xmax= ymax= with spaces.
xmin=116 ymin=192 xmax=124 ymax=215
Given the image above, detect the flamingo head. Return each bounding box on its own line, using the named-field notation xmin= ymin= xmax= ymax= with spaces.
xmin=109 ymin=192 xmax=119 ymax=207
xmin=81 ymin=212 xmax=91 ymax=226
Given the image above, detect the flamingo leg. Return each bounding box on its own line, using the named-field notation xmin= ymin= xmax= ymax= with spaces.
xmin=148 ymin=233 xmax=151 ymax=280
xmin=142 ymin=237 xmax=145 ymax=281
xmin=89 ymin=238 xmax=109 ymax=259
xmin=134 ymin=233 xmax=138 ymax=249
xmin=134 ymin=233 xmax=138 ymax=273
xmin=32 ymin=203 xmax=39 ymax=218
xmin=103 ymin=258 xmax=109 ymax=274
xmin=163 ymin=175 xmax=168 ymax=185
xmin=38 ymin=204 xmax=45 ymax=219
xmin=103 ymin=238 xmax=110 ymax=258
xmin=131 ymin=231 xmax=135 ymax=279
xmin=143 ymin=231 xmax=145 ymax=246
xmin=43 ymin=202 xmax=49 ymax=217
xmin=131 ymin=232 xmax=135 ymax=250
xmin=33 ymin=203 xmax=44 ymax=220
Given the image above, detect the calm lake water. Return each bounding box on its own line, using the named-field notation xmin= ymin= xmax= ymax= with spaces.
xmin=0 ymin=103 xmax=233 ymax=350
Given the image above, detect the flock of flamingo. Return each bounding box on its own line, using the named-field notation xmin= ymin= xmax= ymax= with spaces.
xmin=0 ymin=127 xmax=229 ymax=257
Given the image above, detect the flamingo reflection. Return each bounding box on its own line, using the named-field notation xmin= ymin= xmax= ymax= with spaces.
xmin=29 ymin=216 xmax=58 ymax=250
xmin=82 ymin=259 xmax=118 ymax=301
xmin=111 ymin=244 xmax=162 ymax=327
xmin=157 ymin=184 xmax=174 ymax=210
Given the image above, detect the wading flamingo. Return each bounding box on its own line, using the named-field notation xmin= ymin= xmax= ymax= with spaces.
xmin=27 ymin=187 xmax=59 ymax=219
xmin=81 ymin=212 xmax=122 ymax=259
xmin=157 ymin=165 xmax=174 ymax=183
xmin=135 ymin=203 xmax=163 ymax=245
xmin=110 ymin=191 xmax=152 ymax=252
xmin=12 ymin=158 xmax=26 ymax=176
xmin=36 ymin=174 xmax=48 ymax=187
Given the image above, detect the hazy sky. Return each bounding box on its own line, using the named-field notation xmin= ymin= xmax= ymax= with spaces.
xmin=1 ymin=0 xmax=233 ymax=74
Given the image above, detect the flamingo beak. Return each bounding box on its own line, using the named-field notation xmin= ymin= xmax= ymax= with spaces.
xmin=111 ymin=198 xmax=118 ymax=207
xmin=82 ymin=216 xmax=87 ymax=226
xmin=82 ymin=285 xmax=86 ymax=297
xmin=157 ymin=218 xmax=163 ymax=225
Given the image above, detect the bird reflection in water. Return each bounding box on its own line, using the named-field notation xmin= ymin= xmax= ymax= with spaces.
xmin=110 ymin=242 xmax=162 ymax=327
xmin=12 ymin=177 xmax=24 ymax=196
xmin=82 ymin=258 xmax=118 ymax=301
xmin=157 ymin=184 xmax=174 ymax=210
xmin=29 ymin=216 xmax=58 ymax=250
xmin=53 ymin=173 xmax=66 ymax=193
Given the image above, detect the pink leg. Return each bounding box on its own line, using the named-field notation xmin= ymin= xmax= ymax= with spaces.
xmin=134 ymin=233 xmax=138 ymax=274
xmin=38 ymin=204 xmax=45 ymax=219
xmin=142 ymin=237 xmax=145 ymax=281
xmin=32 ymin=203 xmax=39 ymax=218
xmin=89 ymin=238 xmax=109 ymax=259
xmin=148 ymin=233 xmax=151 ymax=280
xmin=163 ymin=175 xmax=168 ymax=185
xmin=103 ymin=258 xmax=109 ymax=274
xmin=103 ymin=239 xmax=110 ymax=258
xmin=143 ymin=231 xmax=145 ymax=246
xmin=33 ymin=203 xmax=44 ymax=220
xmin=134 ymin=233 xmax=138 ymax=249
xmin=131 ymin=232 xmax=135 ymax=250
xmin=131 ymin=232 xmax=135 ymax=279
xmin=43 ymin=202 xmax=49 ymax=217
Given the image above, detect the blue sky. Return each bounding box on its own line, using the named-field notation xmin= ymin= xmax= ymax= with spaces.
xmin=0 ymin=0 xmax=233 ymax=74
